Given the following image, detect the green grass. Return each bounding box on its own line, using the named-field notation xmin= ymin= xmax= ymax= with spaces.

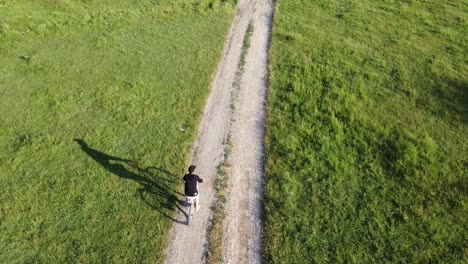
xmin=208 ymin=157 xmax=230 ymax=264
xmin=264 ymin=0 xmax=467 ymax=263
xmin=0 ymin=0 xmax=236 ymax=262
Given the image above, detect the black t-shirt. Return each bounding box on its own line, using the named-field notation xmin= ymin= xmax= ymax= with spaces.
xmin=183 ymin=174 xmax=203 ymax=196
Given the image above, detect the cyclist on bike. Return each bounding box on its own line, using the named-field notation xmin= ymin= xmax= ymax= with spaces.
xmin=183 ymin=165 xmax=203 ymax=212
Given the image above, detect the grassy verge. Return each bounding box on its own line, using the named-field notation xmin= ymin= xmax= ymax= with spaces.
xmin=208 ymin=147 xmax=231 ymax=263
xmin=264 ymin=0 xmax=467 ymax=263
xmin=0 ymin=0 xmax=236 ymax=262
xmin=207 ymin=21 xmax=253 ymax=264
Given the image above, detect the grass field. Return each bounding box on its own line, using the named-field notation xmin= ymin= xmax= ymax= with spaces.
xmin=264 ymin=0 xmax=467 ymax=263
xmin=0 ymin=0 xmax=235 ymax=262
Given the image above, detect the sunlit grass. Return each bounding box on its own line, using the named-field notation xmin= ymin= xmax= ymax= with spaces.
xmin=0 ymin=0 xmax=235 ymax=262
xmin=264 ymin=0 xmax=467 ymax=263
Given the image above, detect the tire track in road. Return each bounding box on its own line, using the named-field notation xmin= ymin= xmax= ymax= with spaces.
xmin=224 ymin=0 xmax=274 ymax=263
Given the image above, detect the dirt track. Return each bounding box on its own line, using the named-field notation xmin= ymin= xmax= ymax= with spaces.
xmin=165 ymin=1 xmax=273 ymax=263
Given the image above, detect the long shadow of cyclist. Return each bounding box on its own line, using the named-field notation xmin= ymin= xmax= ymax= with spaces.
xmin=74 ymin=139 xmax=187 ymax=224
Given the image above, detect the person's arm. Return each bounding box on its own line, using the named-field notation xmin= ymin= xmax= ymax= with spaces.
xmin=183 ymin=174 xmax=187 ymax=182
xmin=197 ymin=175 xmax=203 ymax=183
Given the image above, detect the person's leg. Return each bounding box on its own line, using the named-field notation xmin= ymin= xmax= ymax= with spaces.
xmin=195 ymin=195 xmax=200 ymax=212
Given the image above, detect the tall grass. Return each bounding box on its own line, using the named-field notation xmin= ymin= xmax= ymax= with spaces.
xmin=0 ymin=0 xmax=235 ymax=262
xmin=264 ymin=0 xmax=467 ymax=263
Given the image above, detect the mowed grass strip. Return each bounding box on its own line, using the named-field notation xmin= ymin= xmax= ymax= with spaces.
xmin=265 ymin=0 xmax=467 ymax=263
xmin=0 ymin=0 xmax=236 ymax=262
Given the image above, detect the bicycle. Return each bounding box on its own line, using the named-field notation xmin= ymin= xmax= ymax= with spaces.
xmin=186 ymin=195 xmax=199 ymax=226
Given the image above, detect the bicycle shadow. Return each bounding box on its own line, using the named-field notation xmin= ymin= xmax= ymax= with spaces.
xmin=74 ymin=139 xmax=188 ymax=225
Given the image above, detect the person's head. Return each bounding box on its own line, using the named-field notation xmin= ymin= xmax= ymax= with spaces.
xmin=188 ymin=165 xmax=196 ymax=174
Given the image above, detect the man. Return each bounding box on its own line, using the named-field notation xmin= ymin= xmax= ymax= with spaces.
xmin=183 ymin=165 xmax=203 ymax=212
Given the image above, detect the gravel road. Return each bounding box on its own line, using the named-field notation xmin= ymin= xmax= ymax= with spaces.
xmin=164 ymin=1 xmax=273 ymax=263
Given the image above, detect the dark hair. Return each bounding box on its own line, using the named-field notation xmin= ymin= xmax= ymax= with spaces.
xmin=188 ymin=165 xmax=196 ymax=174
